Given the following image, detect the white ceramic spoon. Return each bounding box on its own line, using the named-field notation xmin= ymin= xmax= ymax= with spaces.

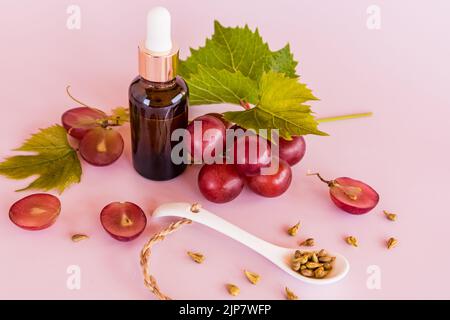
xmin=153 ymin=202 xmax=350 ymax=285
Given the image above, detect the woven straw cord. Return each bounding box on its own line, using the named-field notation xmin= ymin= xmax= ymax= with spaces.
xmin=140 ymin=218 xmax=192 ymax=300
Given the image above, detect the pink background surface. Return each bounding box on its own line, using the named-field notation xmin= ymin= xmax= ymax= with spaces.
xmin=1 ymin=0 xmax=449 ymax=299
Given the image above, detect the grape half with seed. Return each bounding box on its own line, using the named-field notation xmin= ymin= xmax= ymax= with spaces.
xmin=100 ymin=202 xmax=147 ymax=241
xmin=79 ymin=127 xmax=124 ymax=166
xmin=61 ymin=107 xmax=106 ymax=140
xmin=309 ymin=173 xmax=379 ymax=214
xmin=9 ymin=194 xmax=61 ymax=230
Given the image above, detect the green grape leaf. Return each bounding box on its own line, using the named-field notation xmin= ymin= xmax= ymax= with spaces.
xmin=0 ymin=125 xmax=82 ymax=193
xmin=259 ymin=71 xmax=318 ymax=105
xmin=180 ymin=20 xmax=324 ymax=137
xmin=270 ymin=44 xmax=299 ymax=78
xmin=179 ymin=21 xmax=273 ymax=81
xmin=223 ymin=72 xmax=327 ymax=139
xmin=188 ymin=66 xmax=259 ymax=106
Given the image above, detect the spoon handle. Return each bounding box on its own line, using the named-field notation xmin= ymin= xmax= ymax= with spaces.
xmin=152 ymin=202 xmax=284 ymax=259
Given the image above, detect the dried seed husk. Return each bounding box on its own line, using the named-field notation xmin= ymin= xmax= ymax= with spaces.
xmin=314 ymin=267 xmax=326 ymax=278
xmin=300 ymin=238 xmax=315 ymax=247
xmin=227 ymin=284 xmax=240 ymax=296
xmin=71 ymin=234 xmax=89 ymax=242
xmin=291 ymin=261 xmax=301 ymax=271
xmin=300 ymin=269 xmax=315 ymax=277
xmin=387 ymin=237 xmax=398 ymax=249
xmin=383 ymin=210 xmax=397 ymax=221
xmin=306 ymin=262 xmax=323 ymax=269
xmin=292 ymin=249 xmax=334 ymax=279
xmin=302 ymin=251 xmax=312 ymax=258
xmin=318 ymin=256 xmax=332 ymax=263
xmin=285 ymin=287 xmax=298 ymax=300
xmin=323 ymin=263 xmax=332 ymax=271
xmin=317 ymin=270 xmax=329 ymax=279
xmin=288 ymin=221 xmax=300 ymax=236
xmin=292 ymin=254 xmax=308 ymax=264
xmin=345 ymin=236 xmax=358 ymax=247
xmin=244 ymin=270 xmax=261 ymax=285
xmin=187 ymin=251 xmax=205 ymax=263
xmin=298 ymin=254 xmax=309 ymax=264
xmin=318 ymin=249 xmax=327 ymax=257
xmin=190 ymin=203 xmax=202 ymax=213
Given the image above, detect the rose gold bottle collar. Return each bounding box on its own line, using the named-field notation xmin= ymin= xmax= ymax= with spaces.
xmin=138 ymin=42 xmax=179 ymax=83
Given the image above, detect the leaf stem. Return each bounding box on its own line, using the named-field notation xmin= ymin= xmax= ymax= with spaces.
xmin=306 ymin=172 xmax=332 ymax=185
xmin=239 ymin=99 xmax=251 ymax=110
xmin=317 ymin=112 xmax=373 ymax=123
xmin=66 ymin=85 xmax=97 ymax=109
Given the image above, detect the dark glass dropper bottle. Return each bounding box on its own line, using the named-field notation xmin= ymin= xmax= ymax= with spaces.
xmin=129 ymin=7 xmax=188 ymax=181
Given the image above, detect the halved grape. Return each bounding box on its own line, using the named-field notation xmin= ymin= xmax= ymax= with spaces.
xmin=233 ymin=134 xmax=272 ymax=176
xmin=246 ymin=159 xmax=292 ymax=197
xmin=329 ymin=177 xmax=379 ymax=214
xmin=309 ymin=173 xmax=379 ymax=214
xmin=61 ymin=107 xmax=107 ymax=140
xmin=187 ymin=114 xmax=226 ymax=161
xmin=100 ymin=202 xmax=147 ymax=241
xmin=9 ymin=194 xmax=61 ymax=230
xmin=79 ymin=127 xmax=124 ymax=166
xmin=198 ymin=163 xmax=244 ymax=203
xmin=277 ymin=136 xmax=306 ymax=166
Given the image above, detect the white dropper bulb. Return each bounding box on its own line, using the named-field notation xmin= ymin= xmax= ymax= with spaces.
xmin=145 ymin=7 xmax=173 ymax=53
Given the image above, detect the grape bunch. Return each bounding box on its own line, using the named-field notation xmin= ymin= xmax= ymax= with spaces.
xmin=187 ymin=114 xmax=307 ymax=203
xmin=188 ymin=114 xmax=379 ymax=213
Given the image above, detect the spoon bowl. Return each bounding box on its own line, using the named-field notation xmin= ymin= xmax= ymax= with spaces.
xmin=152 ymin=202 xmax=350 ymax=285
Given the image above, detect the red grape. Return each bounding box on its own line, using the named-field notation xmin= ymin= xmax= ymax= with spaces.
xmin=229 ymin=124 xmax=245 ymax=131
xmin=100 ymin=202 xmax=147 ymax=241
xmin=205 ymin=113 xmax=233 ymax=129
xmin=233 ymin=134 xmax=272 ymax=176
xmin=61 ymin=107 xmax=106 ymax=140
xmin=224 ymin=124 xmax=246 ymax=154
xmin=246 ymin=159 xmax=292 ymax=197
xmin=198 ymin=163 xmax=244 ymax=203
xmin=309 ymin=173 xmax=379 ymax=214
xmin=79 ymin=127 xmax=124 ymax=166
xmin=187 ymin=114 xmax=226 ymax=161
xmin=277 ymin=136 xmax=306 ymax=166
xmin=9 ymin=194 xmax=61 ymax=230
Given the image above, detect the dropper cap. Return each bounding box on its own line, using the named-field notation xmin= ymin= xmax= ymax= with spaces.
xmin=138 ymin=7 xmax=179 ymax=82
xmin=145 ymin=7 xmax=172 ymax=52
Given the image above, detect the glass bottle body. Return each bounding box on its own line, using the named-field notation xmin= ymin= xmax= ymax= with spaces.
xmin=129 ymin=76 xmax=188 ymax=181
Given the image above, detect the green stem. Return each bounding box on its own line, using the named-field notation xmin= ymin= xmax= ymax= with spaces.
xmin=66 ymin=85 xmax=98 ymax=109
xmin=317 ymin=112 xmax=373 ymax=123
xmin=239 ymin=99 xmax=251 ymax=110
